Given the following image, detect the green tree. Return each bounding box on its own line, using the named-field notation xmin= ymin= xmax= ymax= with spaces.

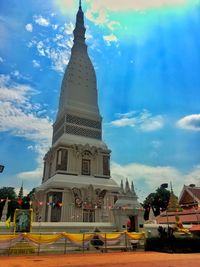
xmin=0 ymin=187 xmax=17 ymax=199
xmin=143 ymin=185 xmax=171 ymax=218
xmin=0 ymin=187 xmax=36 ymax=220
xmin=20 ymin=188 xmax=36 ymax=210
xmin=27 ymin=188 xmax=36 ymax=200
xmin=0 ymin=187 xmax=18 ymax=220
xmin=8 ymin=200 xmax=19 ymax=221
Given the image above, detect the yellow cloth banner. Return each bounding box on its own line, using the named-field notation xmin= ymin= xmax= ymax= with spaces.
xmin=98 ymin=232 xmax=124 ymax=240
xmin=24 ymin=234 xmax=62 ymax=244
xmin=63 ymin=233 xmax=94 ymax=243
xmin=126 ymin=232 xmax=145 ymax=240
xmin=0 ymin=235 xmax=24 ymax=249
xmin=0 ymin=234 xmax=21 ymax=241
xmin=0 ymin=231 xmax=145 ymax=247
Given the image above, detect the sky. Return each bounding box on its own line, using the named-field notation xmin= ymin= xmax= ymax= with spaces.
xmin=0 ymin=0 xmax=200 ymax=200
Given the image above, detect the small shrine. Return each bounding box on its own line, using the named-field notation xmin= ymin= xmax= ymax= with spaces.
xmin=113 ymin=179 xmax=144 ymax=231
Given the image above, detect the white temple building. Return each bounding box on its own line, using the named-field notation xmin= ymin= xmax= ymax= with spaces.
xmin=34 ymin=1 xmax=144 ymax=232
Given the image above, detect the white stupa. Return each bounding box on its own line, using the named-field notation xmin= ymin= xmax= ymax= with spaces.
xmin=35 ymin=1 xmax=119 ymax=224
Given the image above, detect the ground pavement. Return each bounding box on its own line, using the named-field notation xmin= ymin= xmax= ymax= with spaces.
xmin=1 ymin=252 xmax=200 ymax=267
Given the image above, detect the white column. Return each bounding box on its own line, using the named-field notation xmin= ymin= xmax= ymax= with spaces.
xmin=40 ymin=194 xmax=47 ymax=222
xmin=47 ymin=195 xmax=53 ymax=222
xmin=61 ymin=191 xmax=68 ymax=222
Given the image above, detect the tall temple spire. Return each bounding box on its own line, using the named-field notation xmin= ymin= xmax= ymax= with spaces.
xmin=55 ymin=0 xmax=101 ymax=140
xmin=73 ymin=0 xmax=86 ymax=47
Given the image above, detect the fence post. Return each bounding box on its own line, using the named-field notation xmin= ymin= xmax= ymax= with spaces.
xmin=82 ymin=233 xmax=85 ymax=253
xmin=7 ymin=232 xmax=13 ymax=256
xmin=104 ymin=233 xmax=107 ymax=253
xmin=125 ymin=232 xmax=128 ymax=251
xmin=37 ymin=232 xmax=41 ymax=256
xmin=64 ymin=236 xmax=67 ymax=255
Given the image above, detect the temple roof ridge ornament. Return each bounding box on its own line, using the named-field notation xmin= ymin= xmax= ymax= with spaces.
xmin=125 ymin=178 xmax=132 ymax=195
xmin=167 ymin=182 xmax=182 ymax=212
xmin=131 ymin=180 xmax=137 ymax=196
xmin=120 ymin=179 xmax=124 ymax=194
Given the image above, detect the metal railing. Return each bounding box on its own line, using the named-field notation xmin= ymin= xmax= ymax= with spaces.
xmin=0 ymin=231 xmax=145 ymax=256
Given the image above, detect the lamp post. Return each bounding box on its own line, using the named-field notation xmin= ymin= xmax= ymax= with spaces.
xmin=0 ymin=165 xmax=5 ymax=173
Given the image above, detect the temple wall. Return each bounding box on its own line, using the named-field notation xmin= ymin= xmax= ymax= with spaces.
xmin=34 ymin=188 xmax=116 ymax=224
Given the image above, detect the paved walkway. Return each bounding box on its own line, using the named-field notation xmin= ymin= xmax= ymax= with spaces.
xmin=1 ymin=252 xmax=200 ymax=267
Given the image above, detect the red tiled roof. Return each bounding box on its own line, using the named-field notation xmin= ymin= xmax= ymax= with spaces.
xmin=156 ymin=209 xmax=200 ymax=224
xmin=189 ymin=225 xmax=200 ymax=232
xmin=157 ymin=214 xmax=199 ymax=224
xmin=187 ymin=187 xmax=200 ymax=201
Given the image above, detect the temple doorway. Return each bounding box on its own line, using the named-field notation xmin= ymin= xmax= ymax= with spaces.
xmin=127 ymin=215 xmax=136 ymax=232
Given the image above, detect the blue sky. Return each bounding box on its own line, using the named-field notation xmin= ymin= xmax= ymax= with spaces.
xmin=0 ymin=0 xmax=200 ymax=200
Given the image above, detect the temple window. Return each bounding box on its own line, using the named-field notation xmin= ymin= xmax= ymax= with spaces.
xmin=103 ymin=155 xmax=110 ymax=176
xmin=82 ymin=159 xmax=91 ymax=175
xmin=56 ymin=149 xmax=68 ymax=171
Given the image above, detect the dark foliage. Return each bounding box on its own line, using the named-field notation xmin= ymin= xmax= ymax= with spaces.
xmin=0 ymin=187 xmax=33 ymax=221
xmin=145 ymin=236 xmax=200 ymax=253
xmin=143 ymin=186 xmax=171 ymax=218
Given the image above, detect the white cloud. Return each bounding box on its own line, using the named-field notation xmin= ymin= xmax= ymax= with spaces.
xmin=107 ymin=21 xmax=120 ymax=31
xmin=0 ymin=101 xmax=51 ymax=141
xmin=36 ymin=41 xmax=46 ymax=56
xmin=0 ymin=74 xmax=52 ymax=181
xmin=111 ymin=161 xmax=200 ymax=200
xmin=12 ymin=70 xmax=20 ymax=77
xmin=111 ymin=110 xmax=164 ymax=131
xmin=34 ymin=15 xmax=50 ymax=27
xmin=47 ymin=49 xmax=70 ymax=73
xmin=86 ymin=0 xmax=187 ymax=13
xmin=140 ymin=115 xmax=164 ymax=131
xmin=17 ymin=168 xmax=43 ymax=181
xmin=177 ymin=114 xmax=200 ymax=131
xmin=11 ymin=70 xmax=31 ymax=81
xmin=84 ymin=0 xmax=187 ymax=32
xmin=184 ymin=165 xmax=200 ymax=185
xmin=32 ymin=59 xmax=40 ymax=68
xmin=103 ymin=34 xmax=118 ymax=44
xmin=115 ymin=111 xmax=137 ymax=118
xmin=86 ymin=6 xmax=108 ymax=25
xmin=0 ymin=75 xmax=36 ymax=104
xmin=52 ymin=24 xmax=58 ymax=30
xmin=25 ymin=23 xmax=33 ymax=32
xmin=111 ymin=117 xmax=136 ymax=127
xmin=28 ymin=22 xmax=74 ymax=73
xmin=63 ymin=22 xmax=74 ymax=35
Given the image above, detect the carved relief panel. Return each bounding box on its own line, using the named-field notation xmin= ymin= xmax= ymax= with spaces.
xmin=72 ymin=185 xmax=107 ymax=211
